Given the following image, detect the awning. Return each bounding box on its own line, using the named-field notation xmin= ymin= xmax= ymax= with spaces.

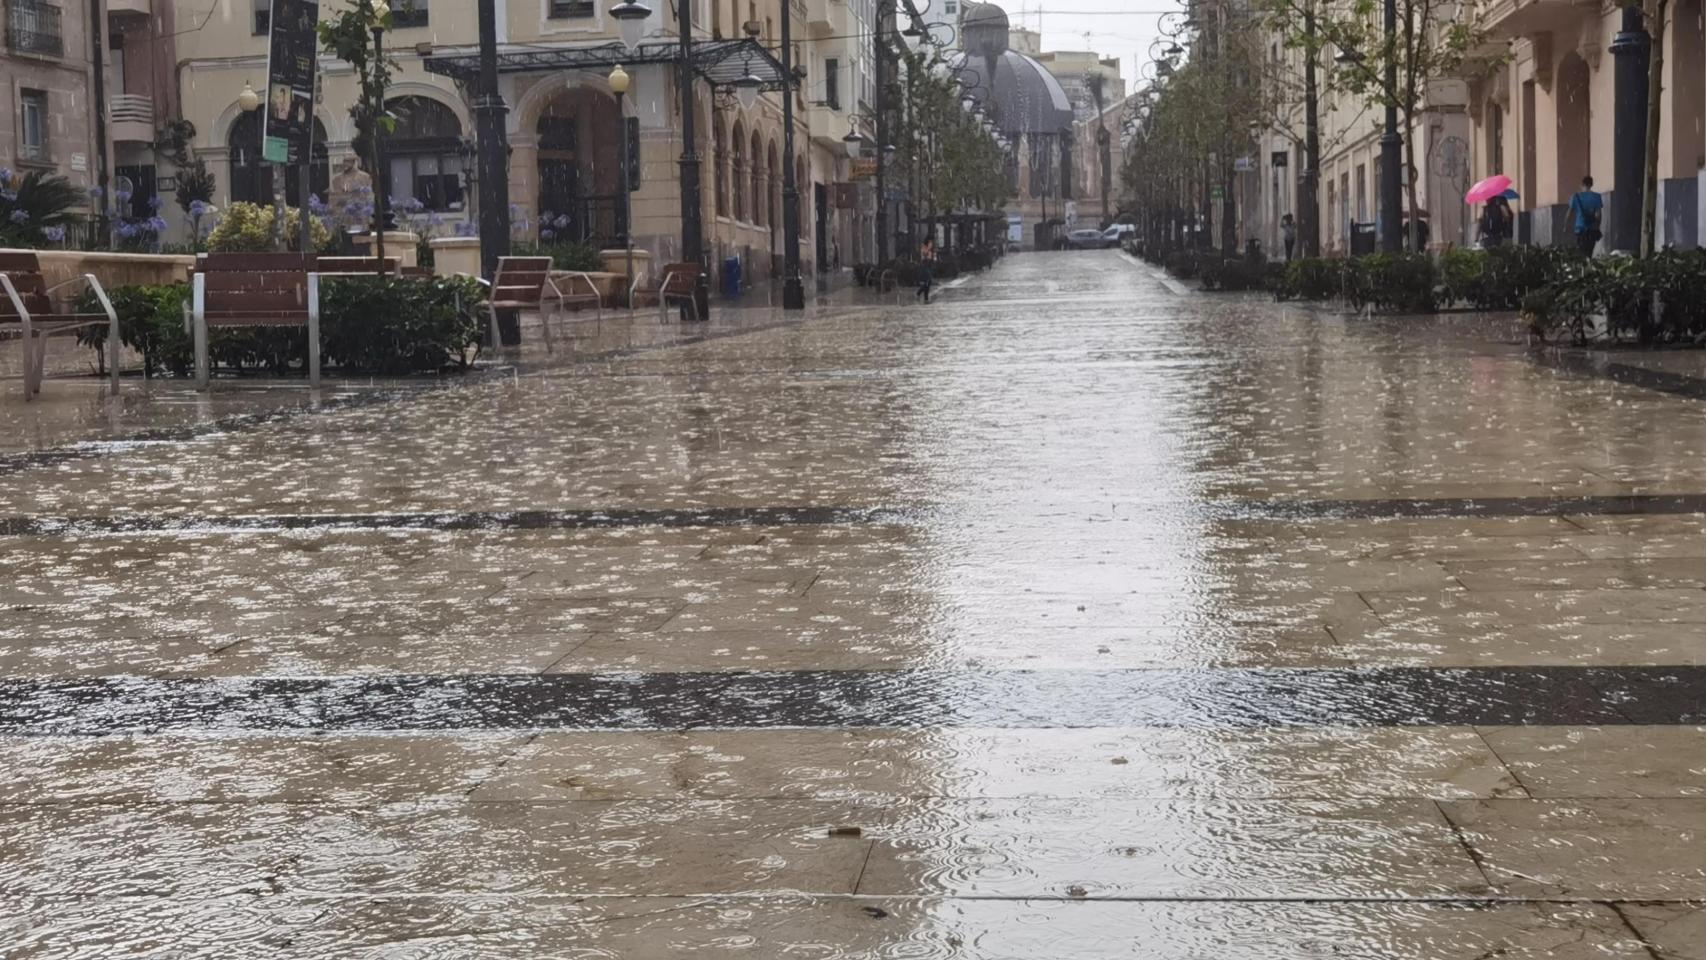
xmin=423 ymin=37 xmax=790 ymax=92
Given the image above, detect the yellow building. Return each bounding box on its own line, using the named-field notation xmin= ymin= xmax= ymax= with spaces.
xmin=171 ymin=0 xmax=874 ymax=282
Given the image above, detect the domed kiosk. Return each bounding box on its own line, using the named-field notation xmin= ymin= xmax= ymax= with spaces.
xmin=951 ymin=2 xmax=1077 ymax=248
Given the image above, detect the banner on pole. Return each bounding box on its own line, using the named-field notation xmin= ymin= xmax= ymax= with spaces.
xmin=262 ymin=0 xmax=320 ymax=164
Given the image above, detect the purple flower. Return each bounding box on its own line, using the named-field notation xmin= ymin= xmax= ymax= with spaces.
xmin=148 ymin=195 xmax=164 ymax=211
xmin=454 ymin=220 xmax=476 ymax=237
xmin=553 ymin=215 xmax=570 ymax=229
xmin=8 ymin=210 xmax=27 ymax=224
xmin=540 ymin=228 xmax=555 ymax=240
xmin=116 ymin=222 xmax=139 ymax=239
xmin=42 ymin=225 xmax=64 ymax=243
xmin=189 ymin=199 xmax=209 ymax=217
xmin=146 ymin=216 xmax=167 ymax=233
xmin=88 ymin=186 xmax=103 ymax=198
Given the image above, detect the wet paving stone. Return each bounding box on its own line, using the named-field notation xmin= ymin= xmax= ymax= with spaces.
xmin=4 ymin=252 xmax=1706 ymax=954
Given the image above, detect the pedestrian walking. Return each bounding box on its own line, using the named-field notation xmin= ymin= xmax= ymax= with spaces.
xmin=1569 ymin=176 xmax=1603 ymax=256
xmin=916 ymin=237 xmax=935 ymax=304
xmin=1281 ymin=214 xmax=1297 ymax=261
xmin=1479 ymin=196 xmax=1512 ymax=248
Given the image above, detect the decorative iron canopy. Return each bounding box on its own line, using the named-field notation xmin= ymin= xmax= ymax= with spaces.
xmin=423 ymin=38 xmax=790 ymax=92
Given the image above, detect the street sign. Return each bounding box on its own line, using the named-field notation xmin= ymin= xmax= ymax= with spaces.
xmin=262 ymin=0 xmax=320 ymax=165
xmin=851 ymin=157 xmax=878 ymax=180
xmin=1233 ymin=156 xmax=1256 ymax=173
xmin=1210 ymin=185 xmax=1225 ymax=201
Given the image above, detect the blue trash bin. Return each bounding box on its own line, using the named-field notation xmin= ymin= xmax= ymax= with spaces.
xmin=720 ymin=257 xmax=742 ymax=299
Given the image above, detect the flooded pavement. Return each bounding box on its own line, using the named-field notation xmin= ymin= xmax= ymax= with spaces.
xmin=4 ymin=251 xmax=1706 ymax=956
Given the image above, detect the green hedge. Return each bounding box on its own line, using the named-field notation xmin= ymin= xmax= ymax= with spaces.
xmin=1277 ymin=245 xmax=1581 ymax=314
xmin=1528 ymin=249 xmax=1706 ymax=344
xmin=79 ymin=275 xmax=485 ymax=378
xmin=510 ymin=240 xmax=603 ymax=272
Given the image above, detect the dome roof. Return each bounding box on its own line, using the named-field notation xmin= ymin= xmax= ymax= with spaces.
xmin=953 ymin=49 xmax=1075 ymax=137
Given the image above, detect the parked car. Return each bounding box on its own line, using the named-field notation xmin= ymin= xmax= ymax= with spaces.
xmin=1063 ymin=228 xmax=1107 ymax=250
xmin=1101 ymin=224 xmax=1136 ymax=247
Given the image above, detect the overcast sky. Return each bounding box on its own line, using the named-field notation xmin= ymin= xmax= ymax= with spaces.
xmin=1022 ymin=0 xmax=1178 ymax=99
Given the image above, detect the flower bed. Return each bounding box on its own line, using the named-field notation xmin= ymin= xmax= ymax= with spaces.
xmin=78 ymin=275 xmax=485 ymax=378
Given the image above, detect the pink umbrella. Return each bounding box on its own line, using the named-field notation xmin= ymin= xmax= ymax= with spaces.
xmin=1465 ymin=174 xmax=1512 ymax=205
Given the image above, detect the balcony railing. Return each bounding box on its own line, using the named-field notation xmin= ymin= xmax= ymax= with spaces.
xmin=6 ymin=0 xmax=64 ymax=57
xmin=109 ymin=93 xmax=155 ymax=141
xmin=110 ymin=94 xmax=154 ymax=125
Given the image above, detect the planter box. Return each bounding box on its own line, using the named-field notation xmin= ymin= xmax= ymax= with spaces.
xmin=19 ymin=250 xmax=196 ymax=291
xmin=598 ymin=248 xmax=652 ymax=290
xmin=428 ymin=236 xmax=481 ymax=278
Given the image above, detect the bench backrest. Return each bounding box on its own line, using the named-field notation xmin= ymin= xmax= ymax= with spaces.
xmin=315 ymin=256 xmax=399 ymax=275
xmin=0 ymin=251 xmax=53 ymax=319
xmin=196 ymin=253 xmax=312 ymax=317
xmin=660 ymin=262 xmax=698 ymax=295
xmin=491 ymin=256 xmax=553 ymax=306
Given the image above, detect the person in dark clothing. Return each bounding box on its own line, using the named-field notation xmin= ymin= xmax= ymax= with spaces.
xmin=1568 ymin=176 xmax=1603 ymax=256
xmin=916 ymin=238 xmax=935 ymax=303
xmin=1479 ymin=196 xmax=1512 ymax=248
xmin=1281 ymin=213 xmax=1297 ymax=261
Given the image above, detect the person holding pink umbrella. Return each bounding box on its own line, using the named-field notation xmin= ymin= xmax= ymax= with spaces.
xmin=1466 ymin=175 xmax=1514 ymax=248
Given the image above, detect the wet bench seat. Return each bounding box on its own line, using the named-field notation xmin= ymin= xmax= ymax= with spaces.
xmin=189 ymin=252 xmax=321 ymax=390
xmin=0 ymin=250 xmax=120 ymax=400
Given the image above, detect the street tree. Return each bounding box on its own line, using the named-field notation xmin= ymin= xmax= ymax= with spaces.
xmin=1307 ymin=0 xmax=1488 ymax=249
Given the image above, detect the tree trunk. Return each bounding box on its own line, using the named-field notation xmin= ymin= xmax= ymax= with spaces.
xmin=1642 ymin=0 xmax=1669 ymax=256
xmin=1403 ymin=110 xmax=1421 ymax=251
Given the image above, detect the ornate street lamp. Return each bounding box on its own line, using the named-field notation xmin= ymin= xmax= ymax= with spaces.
xmin=733 ymin=69 xmax=763 ymax=110
xmin=609 ymin=63 xmax=635 ymax=309
xmin=609 ymin=0 xmax=650 ymax=52
xmin=843 ymin=121 xmax=864 ymax=158
xmin=370 ymin=0 xmax=392 ymax=275
xmin=238 ymin=81 xmax=263 ymax=207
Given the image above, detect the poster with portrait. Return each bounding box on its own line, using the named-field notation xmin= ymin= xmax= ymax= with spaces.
xmin=262 ymin=0 xmax=319 ymax=164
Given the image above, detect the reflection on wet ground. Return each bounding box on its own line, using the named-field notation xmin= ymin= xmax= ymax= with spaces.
xmin=5 ymin=252 xmax=1706 ymax=956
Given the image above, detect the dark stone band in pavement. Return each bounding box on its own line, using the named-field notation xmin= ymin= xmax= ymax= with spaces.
xmin=1529 ymin=346 xmax=1706 ymax=402
xmin=0 ymin=667 xmax=1696 ymax=734
xmin=5 ymin=493 xmax=1706 ymax=537
xmin=0 ymin=507 xmax=904 ymax=536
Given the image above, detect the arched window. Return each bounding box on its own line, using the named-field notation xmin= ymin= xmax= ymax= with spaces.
xmin=229 ymin=111 xmax=328 ymax=206
xmin=378 ymin=96 xmax=465 ymax=211
xmin=714 ymin=115 xmax=729 ymax=217
xmin=732 ymin=120 xmax=747 ymax=221
xmin=768 ymin=141 xmax=780 ymax=234
xmin=750 ymin=131 xmax=764 ymax=227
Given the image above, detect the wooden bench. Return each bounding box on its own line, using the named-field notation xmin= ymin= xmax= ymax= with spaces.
xmin=547 ymin=270 xmax=605 ymax=321
xmin=473 ymin=256 xmax=599 ymax=353
xmin=632 ymin=262 xmax=702 ymax=323
xmin=314 ymin=256 xmax=400 ymax=277
xmin=0 ymin=251 xmax=119 ymax=399
xmin=189 ymin=252 xmax=321 ymax=389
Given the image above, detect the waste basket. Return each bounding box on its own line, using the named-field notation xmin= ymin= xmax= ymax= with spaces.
xmin=1349 ymin=221 xmax=1376 ymax=256
xmin=720 ymin=257 xmax=742 ymax=298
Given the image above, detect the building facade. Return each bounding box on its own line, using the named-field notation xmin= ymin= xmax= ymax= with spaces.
xmin=143 ymin=0 xmax=893 ymax=284
xmin=3 ymin=0 xmax=102 ymax=212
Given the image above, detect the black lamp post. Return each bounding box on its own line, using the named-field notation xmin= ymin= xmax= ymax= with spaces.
xmin=779 ymin=0 xmax=805 ymax=309
xmin=674 ymin=0 xmax=709 ymax=320
xmin=475 ymin=0 xmax=512 ymax=326
xmin=370 ymin=0 xmax=391 ymax=276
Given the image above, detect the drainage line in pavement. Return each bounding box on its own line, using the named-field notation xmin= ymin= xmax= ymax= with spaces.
xmin=0 ymin=666 xmax=1694 ymax=734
